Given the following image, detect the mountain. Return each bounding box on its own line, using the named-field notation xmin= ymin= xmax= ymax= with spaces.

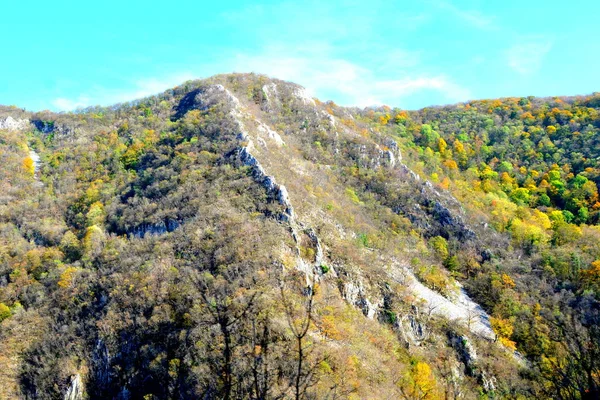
xmin=0 ymin=73 xmax=598 ymax=399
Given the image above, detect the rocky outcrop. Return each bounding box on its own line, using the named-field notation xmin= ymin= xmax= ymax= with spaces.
xmin=339 ymin=278 xmax=381 ymax=319
xmin=451 ymin=334 xmax=478 ymax=373
xmin=450 ymin=333 xmax=497 ymax=394
xmin=257 ymin=122 xmax=285 ymax=147
xmin=238 ymin=145 xmax=295 ymax=223
xmin=261 ymin=82 xmax=280 ymax=112
xmin=430 ymin=200 xmax=476 ymax=241
xmin=306 ymin=228 xmax=324 ymax=268
xmin=398 ymin=306 xmax=430 ymax=346
xmin=173 ymin=83 xmax=241 ymax=120
xmin=394 ymin=265 xmax=494 ymax=339
xmin=292 ymin=87 xmax=316 ymax=106
xmin=63 ymin=374 xmax=84 ymax=400
xmin=390 ymin=161 xmax=479 ymax=243
xmin=92 ymin=338 xmax=112 ymax=389
xmin=132 ymin=219 xmax=180 ymax=238
xmin=0 ymin=116 xmax=29 ymax=131
xmin=29 ymin=150 xmax=40 ymax=174
xmin=32 ymin=120 xmax=56 ymax=134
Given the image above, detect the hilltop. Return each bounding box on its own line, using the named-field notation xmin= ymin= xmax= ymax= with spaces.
xmin=0 ymin=73 xmax=598 ymax=399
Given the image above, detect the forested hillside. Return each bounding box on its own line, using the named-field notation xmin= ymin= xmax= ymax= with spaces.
xmin=0 ymin=74 xmax=598 ymax=399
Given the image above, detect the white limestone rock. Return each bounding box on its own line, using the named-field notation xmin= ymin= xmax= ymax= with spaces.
xmin=257 ymin=122 xmax=285 ymax=146
xmin=293 ymin=87 xmax=316 ymax=106
xmin=0 ymin=116 xmax=29 ymax=131
xmin=63 ymin=374 xmax=84 ymax=400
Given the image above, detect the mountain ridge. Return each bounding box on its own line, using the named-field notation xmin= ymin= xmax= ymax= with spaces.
xmin=0 ymin=73 xmax=598 ymax=399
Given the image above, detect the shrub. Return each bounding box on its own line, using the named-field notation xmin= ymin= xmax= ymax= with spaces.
xmin=0 ymin=303 xmax=11 ymax=322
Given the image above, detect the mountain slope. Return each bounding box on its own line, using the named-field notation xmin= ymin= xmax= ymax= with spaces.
xmin=0 ymin=74 xmax=598 ymax=399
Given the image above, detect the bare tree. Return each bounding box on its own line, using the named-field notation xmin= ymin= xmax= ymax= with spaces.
xmin=280 ymin=273 xmax=319 ymax=400
xmin=192 ymin=270 xmax=258 ymax=400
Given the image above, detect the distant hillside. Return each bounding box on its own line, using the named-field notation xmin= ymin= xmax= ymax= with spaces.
xmin=0 ymin=73 xmax=598 ymax=399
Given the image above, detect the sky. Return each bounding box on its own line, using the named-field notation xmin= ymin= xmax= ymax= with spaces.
xmin=1 ymin=0 xmax=599 ymax=111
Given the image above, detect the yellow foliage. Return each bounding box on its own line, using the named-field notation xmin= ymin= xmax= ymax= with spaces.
xmin=582 ymin=260 xmax=600 ymax=288
xmin=510 ymin=218 xmax=547 ymax=247
xmin=501 ymin=273 xmax=516 ymax=288
xmin=439 ymin=177 xmax=451 ymax=190
xmin=443 ymin=159 xmax=458 ymax=170
xmin=403 ymin=361 xmax=440 ymax=399
xmin=453 ymin=139 xmax=464 ymax=153
xmin=481 ymin=179 xmax=494 ymax=193
xmin=83 ymin=225 xmax=105 ymax=256
xmin=0 ymin=303 xmax=11 ymax=322
xmin=319 ymin=314 xmax=343 ymax=340
xmin=490 ymin=317 xmax=516 ymax=350
xmin=437 ymin=138 xmax=447 ymax=154
xmin=394 ymin=111 xmax=408 ymax=124
xmin=58 ymin=267 xmax=78 ymax=289
xmin=499 ymin=336 xmax=517 ymax=351
xmin=345 ymin=187 xmax=361 ymax=204
xmin=379 ymin=114 xmax=391 ymax=125
xmin=22 ymin=156 xmax=35 ymax=176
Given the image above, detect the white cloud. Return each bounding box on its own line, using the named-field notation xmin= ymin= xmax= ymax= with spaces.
xmin=52 ymin=96 xmax=90 ymax=110
xmin=50 ymin=45 xmax=470 ymax=111
xmin=434 ymin=1 xmax=496 ymax=30
xmin=51 ymin=72 xmax=196 ymax=111
xmin=232 ymin=52 xmax=470 ymax=107
xmin=506 ymin=40 xmax=552 ymax=75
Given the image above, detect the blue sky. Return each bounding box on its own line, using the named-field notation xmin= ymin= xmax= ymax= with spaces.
xmin=1 ymin=0 xmax=599 ymax=111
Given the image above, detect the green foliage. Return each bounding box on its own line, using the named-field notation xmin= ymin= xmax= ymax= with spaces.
xmin=384 ymin=309 xmax=397 ymax=325
xmin=1 ymin=76 xmax=600 ymax=399
xmin=444 ymin=255 xmax=459 ymax=272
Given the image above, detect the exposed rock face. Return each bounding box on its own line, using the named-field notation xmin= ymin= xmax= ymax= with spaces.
xmin=0 ymin=116 xmax=29 ymax=131
xmin=24 ymin=119 xmax=77 ymax=138
xmin=451 ymin=334 xmax=478 ymax=373
xmin=238 ymin=145 xmax=295 ymax=223
xmin=340 ymin=279 xmax=381 ymax=319
xmin=132 ymin=219 xmax=180 ymax=238
xmin=262 ymin=82 xmax=280 ymax=112
xmin=394 ymin=265 xmax=494 ymax=339
xmin=173 ymin=84 xmax=240 ymax=119
xmin=398 ymin=306 xmax=430 ymax=346
xmin=385 ymin=150 xmax=396 ymax=167
xmin=257 ymin=122 xmax=285 ymax=146
xmin=430 ymin=201 xmax=476 ymax=241
xmin=292 ymin=87 xmax=316 ymax=106
xmin=32 ymin=120 xmax=56 ymax=134
xmin=174 ymin=81 xmax=500 ymax=385
xmin=450 ymin=333 xmax=497 ymax=394
xmin=63 ymin=374 xmax=84 ymax=400
xmin=29 ymin=150 xmax=40 ymax=173
xmin=388 ymin=161 xmax=480 ymax=244
xmin=93 ymin=338 xmax=111 ymax=389
xmin=306 ymin=228 xmax=324 ymax=268
xmin=481 ymin=371 xmax=497 ymax=393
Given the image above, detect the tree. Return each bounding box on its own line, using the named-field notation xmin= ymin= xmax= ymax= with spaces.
xmin=401 ymin=361 xmax=439 ymax=399
xmin=429 ymin=236 xmax=448 ymax=260
xmin=582 ymin=260 xmax=600 ymax=290
xmin=0 ymin=303 xmax=11 ymax=322
xmin=280 ymin=273 xmax=319 ymax=400
xmin=538 ymin=295 xmax=600 ymax=399
xmin=22 ymin=156 xmax=35 ymax=176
